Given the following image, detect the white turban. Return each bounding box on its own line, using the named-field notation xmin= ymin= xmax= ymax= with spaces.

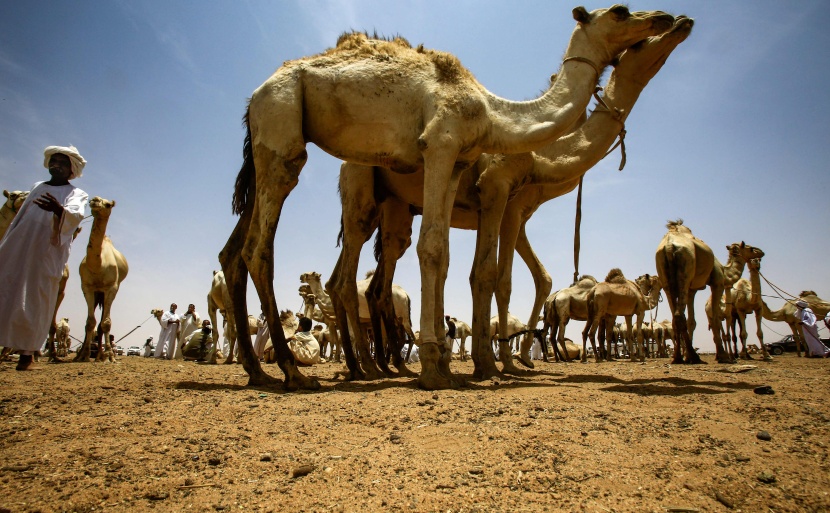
xmin=796 ymin=300 xmax=808 ymax=309
xmin=43 ymin=145 xmax=86 ymax=179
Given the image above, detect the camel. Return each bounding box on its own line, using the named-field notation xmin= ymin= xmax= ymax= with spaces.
xmin=218 ymin=6 xmax=677 ymax=390
xmin=489 ymin=312 xmax=527 ymax=358
xmin=299 ymin=272 xmax=343 ymax=360
xmin=449 ymin=317 xmax=472 ymax=361
xmin=728 ymin=258 xmax=772 ymax=360
xmin=0 ymin=190 xmax=29 ymax=240
xmin=205 ymin=271 xmax=258 ymax=363
xmin=762 ymin=291 xmax=830 ymax=357
xmin=655 ymin=220 xmax=764 ymax=364
xmin=75 ymin=197 xmax=128 ymax=362
xmin=330 ymin=17 xmax=690 ymax=385
xmin=55 ymin=318 xmax=70 ymax=357
xmin=582 ymin=271 xmax=659 ymax=362
xmin=542 ymin=275 xmax=598 ymax=362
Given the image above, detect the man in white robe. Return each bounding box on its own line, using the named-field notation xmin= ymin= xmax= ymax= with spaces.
xmin=795 ymin=300 xmax=830 ymax=358
xmin=253 ymin=312 xmax=270 ymax=359
xmin=0 ymin=146 xmax=87 ymax=370
xmin=287 ymin=316 xmax=320 ymax=365
xmin=173 ymin=303 xmax=200 ymax=360
xmin=154 ymin=303 xmax=181 ymax=359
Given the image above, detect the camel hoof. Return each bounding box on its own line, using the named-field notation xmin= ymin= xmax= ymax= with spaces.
xmin=515 ymin=355 xmax=535 ymax=369
xmin=285 ymin=376 xmax=321 ymax=392
xmin=395 ymin=365 xmax=418 ymax=378
xmin=417 ymin=371 xmax=458 ymax=390
xmin=762 ymin=356 xmax=773 ymax=362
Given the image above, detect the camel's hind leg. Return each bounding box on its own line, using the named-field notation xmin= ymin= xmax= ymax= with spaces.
xmin=513 ymin=223 xmax=552 ymax=369
xmin=242 ymin=150 xmax=320 ymax=391
xmin=369 ymin=197 xmax=418 ymax=378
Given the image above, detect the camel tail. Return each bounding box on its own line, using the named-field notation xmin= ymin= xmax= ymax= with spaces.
xmin=232 ymin=104 xmax=254 ymax=216
xmin=94 ymin=291 xmax=105 ymax=312
xmin=373 ymin=229 xmax=382 ymax=263
xmin=663 ymin=245 xmax=681 ymax=315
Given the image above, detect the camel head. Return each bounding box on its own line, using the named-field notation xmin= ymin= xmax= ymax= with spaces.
xmin=299 ymin=271 xmax=321 ymax=284
xmin=3 ymin=190 xmax=29 ymax=211
xmin=570 ymin=5 xmax=675 ymax=66
xmin=747 ymin=258 xmax=762 ymax=273
xmin=726 ymin=242 xmax=764 ymax=264
xmin=612 ymin=16 xmax=693 ymax=87
xmin=89 ymin=196 xmax=116 ymax=218
xmin=635 ymin=273 xmax=660 ymax=299
xmin=150 ymin=308 xmax=163 ymax=319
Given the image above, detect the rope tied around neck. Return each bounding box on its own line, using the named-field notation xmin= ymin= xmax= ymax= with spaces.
xmin=561 ymin=56 xmax=602 ymax=81
xmin=592 ymin=87 xmax=627 ymax=171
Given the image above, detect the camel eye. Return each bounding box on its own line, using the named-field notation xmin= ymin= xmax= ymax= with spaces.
xmin=610 ymin=5 xmax=630 ymax=19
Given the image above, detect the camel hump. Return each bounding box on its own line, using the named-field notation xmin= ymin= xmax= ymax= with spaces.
xmin=604 ymin=268 xmax=627 ymax=284
xmin=800 ymin=290 xmax=817 ymax=297
xmin=335 ymin=31 xmax=412 ymax=51
xmin=665 ymin=219 xmax=692 ymax=234
xmin=365 ymin=269 xmax=376 ymax=279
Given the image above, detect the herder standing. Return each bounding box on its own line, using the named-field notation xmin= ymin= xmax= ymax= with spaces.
xmin=0 ymin=146 xmax=88 ymax=370
xmin=154 ymin=303 xmax=180 ymax=359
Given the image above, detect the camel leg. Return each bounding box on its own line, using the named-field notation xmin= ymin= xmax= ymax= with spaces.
xmin=787 ymin=322 xmax=805 ymax=358
xmin=327 ymin=164 xmax=382 ymax=379
xmin=754 ymin=310 xmax=772 ymax=361
xmin=708 ymin=285 xmax=731 ymax=363
xmin=581 ymin=318 xmax=600 ymax=363
xmin=328 ymin=253 xmax=367 ymax=381
xmin=416 ymin=146 xmax=465 ymax=390
xmin=218 ymin=203 xmax=284 ymax=385
xmin=241 ymin=149 xmax=321 ymax=390
xmin=468 ymin=217 xmax=502 ymax=381
xmin=369 ymin=196 xmax=417 ymax=378
xmin=557 ymin=317 xmax=573 ymax=362
xmin=736 ymin=312 xmax=752 ymax=360
xmin=632 ymin=315 xmax=646 ymax=363
xmin=513 ymin=222 xmax=552 ymax=365
xmin=74 ymin=288 xmax=98 ymax=362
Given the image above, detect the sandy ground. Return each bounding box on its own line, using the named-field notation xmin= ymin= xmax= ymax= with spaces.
xmin=1 ymin=352 xmax=829 ymax=513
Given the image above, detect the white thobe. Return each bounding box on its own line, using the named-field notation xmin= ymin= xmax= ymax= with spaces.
xmin=288 ymin=331 xmax=320 ymax=365
xmin=0 ymin=182 xmax=86 ymax=352
xmin=154 ymin=310 xmax=180 ymax=358
xmin=401 ymin=343 xmax=420 ymax=363
xmin=797 ymin=307 xmax=829 ymax=357
xmin=174 ymin=311 xmax=200 ymax=359
xmin=143 ymin=341 xmax=154 ymax=357
xmin=253 ymin=315 xmax=270 ymax=358
xmin=531 ymin=339 xmax=544 ymax=360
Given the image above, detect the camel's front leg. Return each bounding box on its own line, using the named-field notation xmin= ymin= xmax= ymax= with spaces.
xmin=708 ymin=286 xmax=730 ymax=363
xmin=416 ymin=148 xmax=463 ymax=390
xmin=74 ymin=288 xmax=98 ymax=362
xmin=631 ymin=315 xmax=646 ymax=363
xmin=754 ymin=310 xmax=772 ymax=361
xmin=513 ymin=221 xmax=552 ymax=368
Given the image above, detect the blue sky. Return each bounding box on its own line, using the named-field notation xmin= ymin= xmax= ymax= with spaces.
xmin=1 ymin=1 xmax=828 ymax=354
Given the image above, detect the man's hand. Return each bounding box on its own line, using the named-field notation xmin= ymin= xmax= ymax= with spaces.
xmin=33 ymin=193 xmax=64 ymax=216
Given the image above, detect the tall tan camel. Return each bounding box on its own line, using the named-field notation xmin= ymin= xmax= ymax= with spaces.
xmin=655 ymin=220 xmax=764 ymax=364
xmin=542 ymin=275 xmax=598 ymax=362
xmin=582 ymin=271 xmax=659 ymax=362
xmin=329 ymin=16 xmax=689 ymax=386
xmin=75 ymin=197 xmax=128 ymax=362
xmin=54 ymin=318 xmax=70 ymax=357
xmin=762 ymin=291 xmax=830 ymax=357
xmin=728 ymin=258 xmax=772 ymax=360
xmin=0 ymin=190 xmax=29 ymax=240
xmin=218 ymin=7 xmax=677 ymax=390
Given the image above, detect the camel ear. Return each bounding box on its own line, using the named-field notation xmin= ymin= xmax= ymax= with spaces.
xmin=110 ymin=200 xmax=116 ymax=208
xmin=741 ymin=241 xmax=745 ymax=248
xmin=3 ymin=190 xmax=9 ymax=199
xmin=572 ymin=6 xmax=591 ymax=24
